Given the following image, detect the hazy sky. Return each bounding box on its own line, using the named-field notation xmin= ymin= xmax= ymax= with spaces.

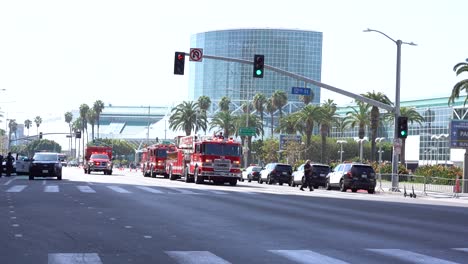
xmin=1 ymin=0 xmax=467 ymax=142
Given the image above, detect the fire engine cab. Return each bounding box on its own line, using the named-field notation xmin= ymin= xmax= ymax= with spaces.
xmin=141 ymin=143 xmax=175 ymax=178
xmin=165 ymin=134 xmax=242 ymax=185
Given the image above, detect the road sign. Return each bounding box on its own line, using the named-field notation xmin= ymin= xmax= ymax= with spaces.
xmin=280 ymin=134 xmax=302 ymax=150
xmin=189 ymin=48 xmax=203 ymax=62
xmin=450 ymin=120 xmax=468 ymax=148
xmin=239 ymin=127 xmax=256 ymax=136
xmin=291 ymin=87 xmax=311 ymax=96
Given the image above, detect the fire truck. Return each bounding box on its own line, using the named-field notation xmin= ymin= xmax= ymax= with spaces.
xmin=84 ymin=146 xmax=113 ymax=175
xmin=165 ymin=135 xmax=242 ymax=185
xmin=141 ymin=143 xmax=176 ymax=178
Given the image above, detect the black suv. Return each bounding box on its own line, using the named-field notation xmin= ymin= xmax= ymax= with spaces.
xmin=29 ymin=152 xmax=63 ymax=180
xmin=326 ymin=163 xmax=376 ymax=193
xmin=259 ymin=163 xmax=293 ymax=185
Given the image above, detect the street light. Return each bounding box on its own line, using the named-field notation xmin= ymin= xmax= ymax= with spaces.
xmin=337 ymin=140 xmax=347 ymax=162
xmin=364 ymin=28 xmax=417 ymax=191
xmin=375 ymin=137 xmax=385 ymax=164
xmin=354 ymin=137 xmax=368 ymax=162
xmin=431 ymin=134 xmax=449 ymax=165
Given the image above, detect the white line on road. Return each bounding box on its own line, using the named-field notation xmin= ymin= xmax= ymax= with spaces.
xmin=45 ymin=185 xmax=59 ymax=192
xmin=166 ymin=251 xmax=231 ymax=264
xmin=135 ymin=186 xmax=164 ymax=194
xmin=6 ymin=185 xmax=26 ymax=192
xmin=366 ymin=249 xmax=460 ymax=264
xmin=269 ymin=250 xmax=350 ymax=264
xmin=4 ymin=177 xmax=16 ymax=185
xmin=43 ymin=180 xmax=46 ymax=185
xmin=106 ymin=186 xmax=131 ymax=193
xmin=453 ymin=248 xmax=468 ymax=253
xmin=166 ymin=188 xmax=200 ymax=194
xmin=209 ymin=190 xmax=229 ymax=195
xmin=77 ymin=186 xmax=96 ymax=193
xmin=48 ymin=253 xmax=102 ymax=264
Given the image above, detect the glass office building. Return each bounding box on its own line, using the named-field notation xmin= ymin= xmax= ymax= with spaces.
xmin=189 ymin=28 xmax=323 ymax=113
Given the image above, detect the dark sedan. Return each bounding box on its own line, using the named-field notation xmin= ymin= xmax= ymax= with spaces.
xmin=29 ymin=152 xmax=62 ymax=180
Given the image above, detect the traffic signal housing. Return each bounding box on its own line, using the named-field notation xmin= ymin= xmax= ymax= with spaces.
xmin=174 ymin=52 xmax=185 ymax=75
xmin=75 ymin=131 xmax=81 ymax=139
xmin=39 ymin=132 xmax=43 ymax=139
xmin=253 ymin=54 xmax=264 ymax=78
xmin=397 ymin=116 xmax=408 ymax=138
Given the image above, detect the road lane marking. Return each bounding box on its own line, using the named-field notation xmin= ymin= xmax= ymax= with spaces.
xmin=107 ymin=186 xmax=131 ymax=193
xmin=6 ymin=185 xmax=27 ymax=192
xmin=4 ymin=177 xmax=16 ymax=185
xmin=166 ymin=188 xmax=200 ymax=194
xmin=453 ymin=248 xmax=468 ymax=253
xmin=45 ymin=185 xmax=59 ymax=192
xmin=209 ymin=190 xmax=229 ymax=194
xmin=366 ymin=249 xmax=459 ymax=264
xmin=77 ymin=186 xmax=96 ymax=193
xmin=269 ymin=250 xmax=350 ymax=264
xmin=166 ymin=251 xmax=231 ymax=264
xmin=135 ymin=186 xmax=164 ymax=194
xmin=48 ymin=253 xmax=102 ymax=264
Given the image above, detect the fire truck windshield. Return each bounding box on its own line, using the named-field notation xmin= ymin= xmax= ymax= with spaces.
xmin=201 ymin=143 xmax=241 ymax=156
xmin=90 ymin=154 xmax=109 ymax=159
xmin=156 ymin=149 xmax=167 ymax=158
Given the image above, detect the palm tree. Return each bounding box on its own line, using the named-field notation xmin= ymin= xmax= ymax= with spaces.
xmin=234 ymin=113 xmax=263 ymax=165
xmin=299 ymin=90 xmax=315 ymax=105
xmin=318 ymin=99 xmax=337 ymax=163
xmin=346 ymin=101 xmax=371 ymax=141
xmin=8 ymin=119 xmax=17 ymax=146
xmin=209 ymin=111 xmax=236 ymax=138
xmin=277 ymin=114 xmax=299 ymax=135
xmin=169 ymin=101 xmax=204 ymax=136
xmin=296 ymin=105 xmax=322 ymax=153
xmin=362 ymin=91 xmax=392 ymax=161
xmin=448 ymin=59 xmax=468 ymax=105
xmin=72 ymin=118 xmax=82 ymax=160
xmin=197 ymin=96 xmax=211 ymax=134
xmin=24 ymin=119 xmax=32 ymax=136
xmin=272 ymin=90 xmax=288 ymax=119
xmin=87 ymin=109 xmax=97 ymax=142
xmin=253 ymin=93 xmax=267 ymax=140
xmin=92 ymin=100 xmax=105 ymax=139
xmin=64 ymin=112 xmax=73 ymax=155
xmin=265 ymin=98 xmax=277 ymax=138
xmin=79 ymin=104 xmax=90 ymax=160
xmin=218 ymin=96 xmax=231 ymax=112
xmin=34 ymin=116 xmax=42 ymax=135
xmin=334 ymin=116 xmax=351 ymax=139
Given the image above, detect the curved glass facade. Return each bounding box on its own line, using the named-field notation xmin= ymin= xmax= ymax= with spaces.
xmin=189 ymin=28 xmax=323 ymax=111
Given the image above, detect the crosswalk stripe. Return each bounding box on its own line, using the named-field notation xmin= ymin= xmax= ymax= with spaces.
xmin=106 ymin=186 xmax=131 ymax=193
xmin=269 ymin=250 xmax=350 ymax=264
xmin=135 ymin=186 xmax=164 ymax=194
xmin=45 ymin=185 xmax=59 ymax=192
xmin=453 ymin=248 xmax=468 ymax=253
xmin=48 ymin=253 xmax=102 ymax=264
xmin=366 ymin=249 xmax=460 ymax=264
xmin=7 ymin=185 xmax=27 ymax=192
xmin=77 ymin=186 xmax=96 ymax=193
xmin=166 ymin=188 xmax=200 ymax=194
xmin=209 ymin=190 xmax=228 ymax=194
xmin=166 ymin=251 xmax=231 ymax=264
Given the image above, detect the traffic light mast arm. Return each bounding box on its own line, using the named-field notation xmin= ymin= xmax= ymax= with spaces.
xmin=201 ymin=54 xmax=394 ymax=112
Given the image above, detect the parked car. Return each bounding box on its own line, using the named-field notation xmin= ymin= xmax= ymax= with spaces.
xmin=291 ymin=163 xmax=331 ymax=188
xmin=241 ymin=165 xmax=262 ymax=182
xmin=326 ymin=163 xmax=376 ymax=193
xmin=258 ymin=163 xmax=293 ymax=185
xmin=14 ymin=156 xmax=31 ymax=175
xmin=29 ymin=152 xmax=63 ymax=180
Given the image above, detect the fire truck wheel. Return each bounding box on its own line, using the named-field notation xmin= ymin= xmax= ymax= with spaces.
xmin=229 ymin=178 xmax=237 ymax=186
xmin=184 ymin=168 xmax=191 ymax=183
xmin=169 ymin=167 xmax=177 ymax=181
xmin=195 ymin=170 xmax=204 ymax=184
xmin=150 ymin=166 xmax=155 ymax=178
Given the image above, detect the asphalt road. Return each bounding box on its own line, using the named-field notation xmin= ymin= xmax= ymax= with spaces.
xmin=1 ymin=167 xmax=468 ymax=264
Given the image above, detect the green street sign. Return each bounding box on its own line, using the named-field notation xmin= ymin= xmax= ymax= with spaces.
xmin=239 ymin=127 xmax=256 ymax=136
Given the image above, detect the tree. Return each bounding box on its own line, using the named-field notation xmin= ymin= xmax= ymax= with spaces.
xmin=234 ymin=113 xmax=263 ymax=165
xmin=448 ymin=59 xmax=468 ymax=105
xmin=8 ymin=119 xmax=17 ymax=147
xmin=277 ymin=114 xmax=300 ymax=135
xmin=209 ymin=111 xmax=236 ymax=138
xmin=72 ymin=117 xmax=83 ymax=160
xmin=64 ymin=112 xmax=73 ymax=154
xmin=299 ymin=89 xmax=315 ymax=105
xmin=253 ymin=93 xmax=267 ymax=140
xmin=87 ymin=109 xmax=97 ymax=142
xmin=169 ymin=101 xmax=205 ymax=136
xmin=272 ymin=90 xmax=288 ymax=119
xmin=25 ymin=139 xmax=62 ymax=154
xmin=93 ymin=100 xmax=105 ymax=139
xmin=34 ymin=116 xmax=42 ymax=135
xmin=79 ymin=104 xmax=90 ymax=161
xmin=346 ymin=101 xmax=371 ymax=140
xmin=362 ymin=91 xmax=392 ymax=161
xmin=318 ymin=99 xmax=337 ymax=163
xmin=24 ymin=119 xmax=32 ymax=136
xmin=218 ymin=96 xmax=231 ymax=112
xmin=295 ymin=105 xmax=322 ymax=155
xmin=265 ymin=98 xmax=277 ymax=138
xmin=197 ymin=96 xmax=211 ymax=134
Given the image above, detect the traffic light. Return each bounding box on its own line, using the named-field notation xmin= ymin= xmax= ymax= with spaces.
xmin=397 ymin=116 xmax=408 ymax=138
xmin=174 ymin=52 xmax=185 ymax=75
xmin=75 ymin=131 xmax=81 ymax=139
xmin=253 ymin=54 xmax=264 ymax=78
xmin=39 ymin=132 xmax=43 ymax=139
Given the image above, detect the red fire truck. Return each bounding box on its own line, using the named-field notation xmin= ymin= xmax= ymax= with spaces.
xmin=84 ymin=146 xmax=113 ymax=175
xmin=165 ymin=135 xmax=242 ymax=185
xmin=141 ymin=143 xmax=176 ymax=178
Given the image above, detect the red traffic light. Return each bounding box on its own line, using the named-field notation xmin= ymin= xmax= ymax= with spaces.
xmin=177 ymin=54 xmax=184 ymax=61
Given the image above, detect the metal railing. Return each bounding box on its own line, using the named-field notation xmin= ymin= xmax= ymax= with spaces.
xmin=377 ymin=173 xmax=466 ymax=198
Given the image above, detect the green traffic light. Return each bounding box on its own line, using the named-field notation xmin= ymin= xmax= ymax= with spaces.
xmin=256 ymin=69 xmax=262 ymax=76
xmin=400 ymin=131 xmax=407 ymax=136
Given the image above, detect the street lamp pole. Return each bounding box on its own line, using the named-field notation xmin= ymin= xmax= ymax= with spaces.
xmin=337 ymin=140 xmax=347 ymax=163
xmin=364 ymin=28 xmax=416 ymax=192
xmin=376 ymin=137 xmax=385 ymax=164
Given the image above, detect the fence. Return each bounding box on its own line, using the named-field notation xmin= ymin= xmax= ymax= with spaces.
xmin=377 ymin=173 xmax=466 ymax=198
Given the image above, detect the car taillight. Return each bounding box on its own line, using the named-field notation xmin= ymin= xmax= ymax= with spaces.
xmin=346 ymin=172 xmax=353 ymax=178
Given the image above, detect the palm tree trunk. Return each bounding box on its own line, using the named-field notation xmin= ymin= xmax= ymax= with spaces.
xmin=370 ymin=127 xmax=377 ymax=162
xmin=321 ymin=133 xmax=326 ymax=163
xmin=270 ymin=113 xmax=274 ymax=138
